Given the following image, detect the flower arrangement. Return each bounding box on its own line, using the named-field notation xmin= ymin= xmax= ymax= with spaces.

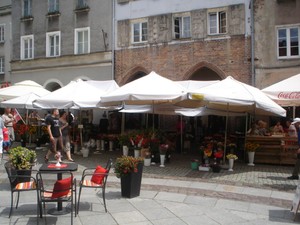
xmin=204 ymin=149 xmax=212 ymax=157
xmin=226 ymin=154 xmax=238 ymax=160
xmin=214 ymin=150 xmax=224 ymax=159
xmin=118 ymin=133 xmax=131 ymax=146
xmin=245 ymin=142 xmax=260 ymax=152
xmin=114 ymin=156 xmax=144 ymax=178
xmin=8 ymin=146 xmax=37 ymax=170
xmin=159 ymin=144 xmax=169 ymax=155
xmin=13 ymin=123 xmax=29 ymax=141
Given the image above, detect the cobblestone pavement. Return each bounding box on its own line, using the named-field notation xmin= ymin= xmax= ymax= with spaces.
xmin=1 ymin=145 xmax=300 ymax=225
xmin=12 ymin=145 xmax=296 ymax=193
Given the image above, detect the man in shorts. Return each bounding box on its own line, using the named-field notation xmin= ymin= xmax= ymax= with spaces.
xmin=44 ymin=108 xmax=64 ymax=162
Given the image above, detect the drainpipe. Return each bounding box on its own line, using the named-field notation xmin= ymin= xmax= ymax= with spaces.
xmin=250 ymin=0 xmax=255 ymax=86
xmin=111 ymin=0 xmax=115 ymax=80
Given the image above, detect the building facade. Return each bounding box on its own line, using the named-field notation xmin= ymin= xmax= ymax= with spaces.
xmin=10 ymin=0 xmax=113 ymax=90
xmin=254 ymin=0 xmax=300 ymax=89
xmin=114 ymin=0 xmax=252 ymax=85
xmin=0 ymin=0 xmax=12 ymax=85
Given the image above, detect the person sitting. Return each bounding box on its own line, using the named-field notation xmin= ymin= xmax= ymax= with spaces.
xmin=258 ymin=120 xmax=271 ymax=136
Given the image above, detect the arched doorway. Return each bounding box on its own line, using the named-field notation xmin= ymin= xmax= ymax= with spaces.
xmin=190 ymin=67 xmax=221 ymax=81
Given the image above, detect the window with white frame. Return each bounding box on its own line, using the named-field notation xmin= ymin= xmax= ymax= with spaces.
xmin=23 ymin=0 xmax=32 ymax=17
xmin=74 ymin=27 xmax=90 ymax=54
xmin=208 ymin=11 xmax=227 ymax=35
xmin=277 ymin=26 xmax=299 ymax=58
xmin=0 ymin=25 xmax=4 ymax=42
xmin=132 ymin=22 xmax=148 ymax=43
xmin=174 ymin=16 xmax=191 ymax=39
xmin=21 ymin=35 xmax=34 ymax=60
xmin=0 ymin=57 xmax=4 ymax=74
xmin=48 ymin=0 xmax=59 ymax=13
xmin=46 ymin=31 xmax=60 ymax=57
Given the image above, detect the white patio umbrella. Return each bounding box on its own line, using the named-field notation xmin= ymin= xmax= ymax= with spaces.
xmin=99 ymin=71 xmax=188 ymax=107
xmin=0 ymin=80 xmax=50 ymax=101
xmin=33 ymin=79 xmax=119 ymax=109
xmin=262 ymin=73 xmax=300 ymax=107
xmin=178 ymin=76 xmax=286 ymax=117
xmin=0 ymin=92 xmax=48 ymax=109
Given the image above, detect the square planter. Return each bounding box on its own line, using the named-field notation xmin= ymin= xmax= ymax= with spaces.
xmin=120 ymin=163 xmax=143 ymax=198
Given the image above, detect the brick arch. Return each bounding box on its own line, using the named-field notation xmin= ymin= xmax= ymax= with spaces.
xmin=121 ymin=66 xmax=150 ymax=85
xmin=183 ymin=61 xmax=226 ymax=80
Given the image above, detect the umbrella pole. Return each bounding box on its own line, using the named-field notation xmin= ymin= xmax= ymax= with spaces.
xmin=181 ymin=115 xmax=183 ymax=154
xmin=223 ymin=103 xmax=229 ymax=164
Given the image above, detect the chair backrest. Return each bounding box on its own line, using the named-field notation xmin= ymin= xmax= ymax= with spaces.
xmin=102 ymin=159 xmax=113 ymax=187
xmin=36 ymin=171 xmax=74 ymax=199
xmin=5 ymin=162 xmax=33 ymax=187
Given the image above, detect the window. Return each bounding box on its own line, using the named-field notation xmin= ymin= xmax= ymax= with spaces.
xmin=23 ymin=0 xmax=32 ymax=17
xmin=0 ymin=25 xmax=4 ymax=42
xmin=21 ymin=35 xmax=34 ymax=60
xmin=77 ymin=0 xmax=87 ymax=8
xmin=74 ymin=27 xmax=90 ymax=54
xmin=0 ymin=57 xmax=4 ymax=74
xmin=48 ymin=0 xmax=59 ymax=13
xmin=132 ymin=22 xmax=147 ymax=43
xmin=174 ymin=16 xmax=191 ymax=39
xmin=46 ymin=31 xmax=60 ymax=57
xmin=277 ymin=26 xmax=299 ymax=58
xmin=208 ymin=11 xmax=227 ymax=35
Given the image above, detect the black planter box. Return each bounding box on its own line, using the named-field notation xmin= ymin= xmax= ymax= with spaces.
xmin=120 ymin=163 xmax=143 ymax=198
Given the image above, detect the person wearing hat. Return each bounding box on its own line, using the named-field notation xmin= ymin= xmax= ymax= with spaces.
xmin=287 ymin=118 xmax=300 ymax=180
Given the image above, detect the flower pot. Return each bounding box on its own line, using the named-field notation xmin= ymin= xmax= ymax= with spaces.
xmin=134 ymin=149 xmax=140 ymax=158
xmin=191 ymin=161 xmax=199 ymax=170
xmin=211 ymin=164 xmax=221 ymax=173
xmin=81 ymin=148 xmax=89 ymax=158
xmin=248 ymin=152 xmax=255 ymax=166
xmin=122 ymin=146 xmax=129 ymax=156
xmin=96 ymin=140 xmax=101 ymax=150
xmin=120 ymin=163 xmax=143 ymax=198
xmin=109 ymin=141 xmax=114 ymax=151
xmin=228 ymin=158 xmax=234 ymax=171
xmin=144 ymin=158 xmax=151 ymax=166
xmin=160 ymin=154 xmax=165 ymax=167
xmin=101 ymin=140 xmax=105 ymax=151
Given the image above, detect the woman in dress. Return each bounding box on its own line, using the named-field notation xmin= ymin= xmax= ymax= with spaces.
xmin=59 ymin=110 xmax=74 ymax=162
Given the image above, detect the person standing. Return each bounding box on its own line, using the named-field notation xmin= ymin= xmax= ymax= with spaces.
xmin=44 ymin=108 xmax=64 ymax=162
xmin=287 ymin=118 xmax=300 ymax=180
xmin=99 ymin=112 xmax=109 ymax=134
xmin=2 ymin=108 xmax=15 ymax=142
xmin=286 ymin=119 xmax=297 ymax=137
xmin=0 ymin=116 xmax=4 ymax=163
xmin=59 ymin=110 xmax=74 ymax=162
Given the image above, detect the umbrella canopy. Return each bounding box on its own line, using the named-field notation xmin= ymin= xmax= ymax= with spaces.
xmin=261 ymin=73 xmax=300 ymax=107
xmin=0 ymin=93 xmax=45 ymax=109
xmin=33 ymin=79 xmax=119 ymax=109
xmin=0 ymin=80 xmax=50 ymax=101
xmin=99 ymin=71 xmax=188 ymax=107
xmin=178 ymin=76 xmax=286 ymax=117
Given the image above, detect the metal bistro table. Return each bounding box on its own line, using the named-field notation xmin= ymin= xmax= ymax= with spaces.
xmin=39 ymin=162 xmax=78 ymax=215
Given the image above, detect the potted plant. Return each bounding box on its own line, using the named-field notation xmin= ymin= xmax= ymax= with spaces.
xmin=245 ymin=142 xmax=260 ymax=166
xmin=226 ymin=154 xmax=238 ymax=171
xmin=118 ymin=133 xmax=131 ymax=155
xmin=144 ymin=151 xmax=151 ymax=166
xmin=114 ymin=156 xmax=144 ymax=198
xmin=159 ymin=144 xmax=169 ymax=167
xmin=8 ymin=146 xmax=37 ymax=183
xmin=13 ymin=123 xmax=29 ymax=146
xmin=8 ymin=146 xmax=37 ymax=170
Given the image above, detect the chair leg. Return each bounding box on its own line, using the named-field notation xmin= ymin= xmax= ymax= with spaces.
xmin=102 ymin=188 xmax=107 ymax=213
xmin=16 ymin=192 xmax=20 ymax=209
xmin=74 ymin=186 xmax=77 ymax=217
xmin=77 ymin=186 xmax=82 ymax=215
xmin=9 ymin=191 xmax=13 ymax=218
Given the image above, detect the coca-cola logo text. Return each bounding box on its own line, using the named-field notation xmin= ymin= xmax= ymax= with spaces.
xmin=277 ymin=92 xmax=300 ymax=99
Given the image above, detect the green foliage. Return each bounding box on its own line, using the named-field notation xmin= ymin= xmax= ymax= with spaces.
xmin=8 ymin=146 xmax=37 ymax=170
xmin=114 ymin=156 xmax=143 ymax=178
